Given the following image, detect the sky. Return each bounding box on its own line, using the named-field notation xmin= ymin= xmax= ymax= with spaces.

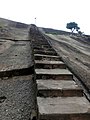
xmin=0 ymin=0 xmax=90 ymax=34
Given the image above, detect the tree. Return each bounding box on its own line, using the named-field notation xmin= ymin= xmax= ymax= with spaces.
xmin=78 ymin=31 xmax=83 ymax=35
xmin=66 ymin=22 xmax=80 ymax=33
xmin=76 ymin=26 xmax=80 ymax=32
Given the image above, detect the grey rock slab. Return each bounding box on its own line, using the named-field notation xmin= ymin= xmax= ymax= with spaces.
xmin=37 ymin=80 xmax=81 ymax=90
xmin=34 ymin=54 xmax=60 ymax=58
xmin=36 ymin=69 xmax=73 ymax=80
xmin=35 ymin=60 xmax=66 ymax=69
xmin=35 ymin=69 xmax=72 ymax=75
xmin=34 ymin=50 xmax=57 ymax=56
xmin=33 ymin=47 xmax=54 ymax=51
xmin=34 ymin=54 xmax=61 ymax=61
xmin=35 ymin=60 xmax=64 ymax=64
xmin=37 ymin=80 xmax=83 ymax=97
xmin=0 ymin=41 xmax=34 ymax=77
xmin=37 ymin=97 xmax=90 ymax=114
xmin=0 ymin=39 xmax=14 ymax=54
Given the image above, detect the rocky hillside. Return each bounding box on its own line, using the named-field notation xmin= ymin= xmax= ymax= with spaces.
xmin=0 ymin=17 xmax=90 ymax=94
xmin=0 ymin=17 xmax=29 ymax=40
xmin=41 ymin=28 xmax=90 ymax=96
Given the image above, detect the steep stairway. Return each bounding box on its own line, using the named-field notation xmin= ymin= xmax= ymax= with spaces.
xmin=32 ymin=35 xmax=90 ymax=120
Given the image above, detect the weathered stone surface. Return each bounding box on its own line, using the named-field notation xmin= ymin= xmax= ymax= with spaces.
xmin=0 ymin=39 xmax=14 ymax=54
xmin=35 ymin=60 xmax=64 ymax=64
xmin=33 ymin=47 xmax=54 ymax=51
xmin=34 ymin=49 xmax=57 ymax=56
xmin=31 ymin=25 xmax=90 ymax=120
xmin=0 ymin=40 xmax=34 ymax=77
xmin=0 ymin=24 xmax=38 ymax=120
xmin=47 ymin=34 xmax=90 ymax=93
xmin=34 ymin=54 xmax=61 ymax=61
xmin=35 ymin=60 xmax=66 ymax=69
xmin=32 ymin=41 xmax=49 ymax=46
xmin=42 ymin=45 xmax=52 ymax=48
xmin=0 ymin=75 xmax=37 ymax=120
xmin=37 ymin=97 xmax=90 ymax=120
xmin=29 ymin=24 xmax=40 ymax=36
xmin=36 ymin=69 xmax=73 ymax=80
xmin=37 ymin=80 xmax=83 ymax=97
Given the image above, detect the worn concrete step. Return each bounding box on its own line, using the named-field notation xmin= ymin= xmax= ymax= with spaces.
xmin=37 ymin=97 xmax=90 ymax=120
xmin=34 ymin=50 xmax=57 ymax=56
xmin=35 ymin=69 xmax=73 ymax=80
xmin=32 ymin=35 xmax=45 ymax=40
xmin=32 ymin=38 xmax=47 ymax=41
xmin=42 ymin=45 xmax=52 ymax=48
xmin=33 ymin=37 xmax=46 ymax=40
xmin=32 ymin=44 xmax=41 ymax=48
xmin=0 ymin=41 xmax=34 ymax=77
xmin=32 ymin=41 xmax=49 ymax=45
xmin=37 ymin=80 xmax=83 ymax=97
xmin=35 ymin=60 xmax=66 ymax=69
xmin=34 ymin=54 xmax=61 ymax=61
xmin=33 ymin=47 xmax=54 ymax=51
xmin=33 ymin=45 xmax=52 ymax=50
xmin=33 ymin=44 xmax=52 ymax=48
xmin=32 ymin=42 xmax=49 ymax=46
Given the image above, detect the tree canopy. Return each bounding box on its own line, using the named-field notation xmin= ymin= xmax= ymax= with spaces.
xmin=66 ymin=22 xmax=80 ymax=33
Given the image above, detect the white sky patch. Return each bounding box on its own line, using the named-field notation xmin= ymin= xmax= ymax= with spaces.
xmin=0 ymin=0 xmax=90 ymax=34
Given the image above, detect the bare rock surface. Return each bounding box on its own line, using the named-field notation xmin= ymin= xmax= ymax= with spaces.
xmin=0 ymin=40 xmax=34 ymax=77
xmin=46 ymin=34 xmax=90 ymax=92
xmin=0 ymin=20 xmax=37 ymax=120
xmin=37 ymin=97 xmax=90 ymax=117
xmin=0 ymin=17 xmax=29 ymax=40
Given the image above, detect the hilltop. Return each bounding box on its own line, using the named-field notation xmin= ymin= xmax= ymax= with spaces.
xmin=0 ymin=17 xmax=29 ymax=40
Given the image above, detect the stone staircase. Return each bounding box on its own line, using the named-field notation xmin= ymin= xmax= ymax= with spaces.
xmin=32 ymin=35 xmax=90 ymax=120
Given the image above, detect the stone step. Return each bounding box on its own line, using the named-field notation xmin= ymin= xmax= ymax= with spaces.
xmin=32 ymin=45 xmax=52 ymax=49
xmin=32 ymin=42 xmax=49 ymax=46
xmin=34 ymin=50 xmax=57 ymax=56
xmin=0 ymin=41 xmax=34 ymax=77
xmin=32 ymin=41 xmax=49 ymax=45
xmin=33 ymin=45 xmax=52 ymax=49
xmin=37 ymin=97 xmax=90 ymax=120
xmin=42 ymin=45 xmax=52 ymax=48
xmin=35 ymin=69 xmax=73 ymax=80
xmin=35 ymin=60 xmax=66 ymax=69
xmin=34 ymin=54 xmax=61 ymax=61
xmin=37 ymin=80 xmax=83 ymax=97
xmin=33 ymin=47 xmax=54 ymax=51
xmin=32 ymin=44 xmax=41 ymax=48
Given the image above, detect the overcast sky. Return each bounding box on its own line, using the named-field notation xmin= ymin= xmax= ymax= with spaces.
xmin=0 ymin=0 xmax=90 ymax=34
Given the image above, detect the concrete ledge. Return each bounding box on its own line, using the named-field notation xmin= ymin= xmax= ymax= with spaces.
xmin=35 ymin=60 xmax=66 ymax=69
xmin=0 ymin=66 xmax=34 ymax=77
xmin=34 ymin=54 xmax=61 ymax=61
xmin=37 ymin=80 xmax=83 ymax=97
xmin=34 ymin=50 xmax=57 ymax=56
xmin=38 ymin=97 xmax=90 ymax=120
xmin=36 ymin=69 xmax=73 ymax=80
xmin=0 ymin=40 xmax=34 ymax=77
